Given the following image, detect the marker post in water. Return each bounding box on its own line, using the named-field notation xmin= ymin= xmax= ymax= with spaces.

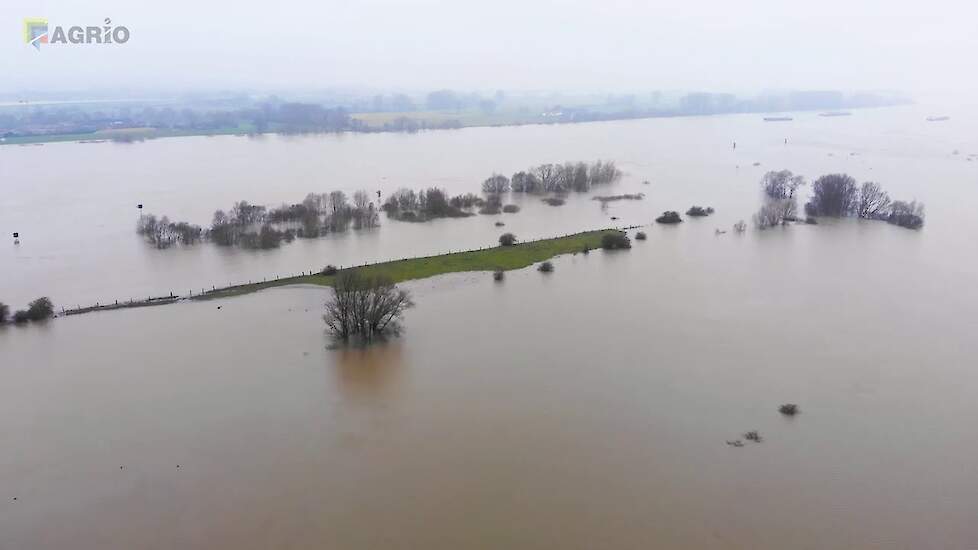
xmin=13 ymin=232 xmax=19 ymax=244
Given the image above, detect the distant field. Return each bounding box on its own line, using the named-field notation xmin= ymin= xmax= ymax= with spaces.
xmin=352 ymin=109 xmax=545 ymax=129
xmin=0 ymin=123 xmax=257 ymax=146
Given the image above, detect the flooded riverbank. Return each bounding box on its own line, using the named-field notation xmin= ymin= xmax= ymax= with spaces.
xmin=3 ymin=103 xmax=977 ymax=308
xmin=3 ymin=219 xmax=977 ymax=548
xmin=3 ymin=103 xmax=978 ymax=549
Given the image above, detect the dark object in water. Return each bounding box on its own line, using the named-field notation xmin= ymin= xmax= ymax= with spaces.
xmin=819 ymin=111 xmax=852 ymax=117
xmin=744 ymin=431 xmax=762 ymax=442
xmin=635 ymin=231 xmax=647 ymax=240
xmin=686 ymin=206 xmax=715 ymax=217
xmin=779 ymin=403 xmax=799 ymax=416
xmin=655 ymin=211 xmax=682 ymax=224
xmin=726 ymin=440 xmax=744 ymax=447
xmin=926 ymin=116 xmax=950 ymax=122
xmin=764 ymin=116 xmax=793 ymax=122
xmin=492 ymin=270 xmax=504 ymax=282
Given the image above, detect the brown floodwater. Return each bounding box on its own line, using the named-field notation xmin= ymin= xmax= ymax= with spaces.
xmin=2 ymin=104 xmax=978 ymax=548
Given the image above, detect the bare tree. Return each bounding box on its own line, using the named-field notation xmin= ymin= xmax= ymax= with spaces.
xmin=482 ymin=173 xmax=511 ymax=194
xmin=324 ymin=271 xmax=414 ymax=341
xmin=511 ymin=171 xmax=541 ymax=193
xmin=857 ymin=181 xmax=891 ymax=219
xmin=753 ymin=201 xmax=789 ymax=228
xmin=353 ymin=190 xmax=370 ymax=212
xmin=534 ymin=164 xmax=560 ymax=193
xmin=761 ymin=170 xmax=806 ymax=200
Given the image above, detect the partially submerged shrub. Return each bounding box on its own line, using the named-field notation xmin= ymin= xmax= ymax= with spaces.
xmin=498 ymin=232 xmax=517 ymax=246
xmin=0 ymin=302 xmax=8 ymax=323
xmin=12 ymin=310 xmax=30 ymax=324
xmin=502 ymin=204 xmax=520 ymax=213
xmin=744 ymin=430 xmax=763 ymax=442
xmin=494 ymin=221 xmax=505 ymax=227
xmin=492 ymin=270 xmax=504 ymax=281
xmin=538 ymin=261 xmax=554 ymax=272
xmin=542 ymin=197 xmax=566 ymax=207
xmin=887 ymin=200 xmax=925 ymax=229
xmin=733 ymin=220 xmax=747 ymax=233
xmin=635 ymin=231 xmax=647 ymax=240
xmin=26 ymin=297 xmax=54 ymax=321
xmin=805 ymin=216 xmax=818 ymax=225
xmin=601 ymin=232 xmax=631 ymax=250
xmin=321 ymin=265 xmax=339 ymax=276
xmin=686 ymin=206 xmax=715 ymax=217
xmin=655 ymin=211 xmax=682 ymax=224
xmin=779 ymin=404 xmax=799 ymax=416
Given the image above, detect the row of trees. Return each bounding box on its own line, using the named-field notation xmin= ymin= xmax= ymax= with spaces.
xmin=0 ymin=297 xmax=54 ymax=324
xmin=804 ymin=174 xmax=925 ymax=228
xmin=137 ymin=190 xmax=383 ymax=251
xmin=503 ymin=160 xmax=622 ymax=194
xmin=136 ymin=215 xmax=203 ymax=249
xmin=753 ymin=170 xmax=925 ymax=230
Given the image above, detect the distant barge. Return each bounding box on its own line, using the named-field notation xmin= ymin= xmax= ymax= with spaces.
xmin=763 ymin=116 xmax=793 ymax=122
xmin=819 ymin=111 xmax=852 ymax=117
xmin=926 ymin=116 xmax=950 ymax=122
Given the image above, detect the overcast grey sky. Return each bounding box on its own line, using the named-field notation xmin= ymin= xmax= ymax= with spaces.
xmin=3 ymin=0 xmax=976 ymax=95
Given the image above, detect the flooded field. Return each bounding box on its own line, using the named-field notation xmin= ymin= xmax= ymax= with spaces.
xmin=2 ymin=104 xmax=978 ymax=548
xmin=3 ymin=103 xmax=976 ymax=307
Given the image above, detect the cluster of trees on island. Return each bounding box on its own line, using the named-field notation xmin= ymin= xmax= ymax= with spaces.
xmin=0 ymin=297 xmax=54 ymax=325
xmin=505 ymin=160 xmax=622 ymax=194
xmin=136 ymin=159 xmax=623 ymax=249
xmin=137 ymin=190 xmax=382 ymax=250
xmin=753 ymin=170 xmax=925 ymax=230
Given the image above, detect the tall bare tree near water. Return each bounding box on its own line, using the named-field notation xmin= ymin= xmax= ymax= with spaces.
xmin=324 ymin=271 xmax=414 ymax=341
xmin=856 ymin=181 xmax=891 ymax=219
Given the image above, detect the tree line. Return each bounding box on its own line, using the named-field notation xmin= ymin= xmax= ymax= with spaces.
xmin=753 ymin=170 xmax=925 ymax=230
xmin=0 ymin=297 xmax=54 ymax=325
xmin=135 ymin=159 xmax=625 ymax=250
xmin=137 ymin=190 xmax=381 ymax=250
xmin=503 ymin=160 xmax=622 ymax=194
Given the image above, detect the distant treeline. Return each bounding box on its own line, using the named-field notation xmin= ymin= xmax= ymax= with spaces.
xmin=1 ymin=89 xmax=907 ymax=141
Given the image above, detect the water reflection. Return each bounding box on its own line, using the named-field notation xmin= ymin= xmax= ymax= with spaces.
xmin=333 ymin=339 xmax=405 ymax=400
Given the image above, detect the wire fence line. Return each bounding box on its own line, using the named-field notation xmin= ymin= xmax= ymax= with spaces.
xmin=62 ymin=225 xmax=643 ymax=317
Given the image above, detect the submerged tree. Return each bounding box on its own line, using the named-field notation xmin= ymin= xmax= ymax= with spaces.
xmin=807 ymin=174 xmax=858 ymax=217
xmin=760 ymin=170 xmax=806 ymax=201
xmin=887 ymin=200 xmax=925 ymax=229
xmin=482 ymin=173 xmax=511 ymax=194
xmin=324 ymin=271 xmax=414 ymax=342
xmin=856 ymin=181 xmax=891 ymax=219
xmin=0 ymin=301 xmax=8 ymax=323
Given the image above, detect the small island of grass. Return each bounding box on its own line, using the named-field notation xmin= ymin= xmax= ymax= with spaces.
xmin=191 ymin=229 xmax=625 ymax=301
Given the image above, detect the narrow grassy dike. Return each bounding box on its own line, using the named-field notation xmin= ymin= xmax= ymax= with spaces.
xmin=191 ymin=229 xmax=622 ymax=301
